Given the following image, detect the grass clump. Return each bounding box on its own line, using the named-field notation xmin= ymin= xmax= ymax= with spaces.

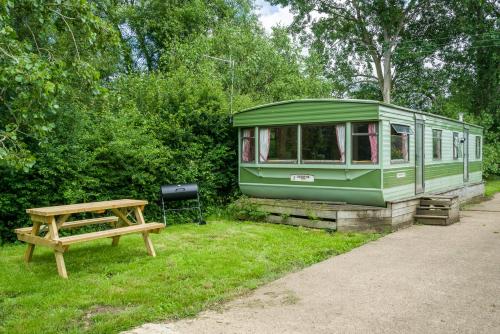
xmin=485 ymin=177 xmax=500 ymax=197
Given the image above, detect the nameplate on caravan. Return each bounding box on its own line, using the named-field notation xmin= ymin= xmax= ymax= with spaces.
xmin=396 ymin=172 xmax=406 ymax=178
xmin=290 ymin=174 xmax=315 ymax=182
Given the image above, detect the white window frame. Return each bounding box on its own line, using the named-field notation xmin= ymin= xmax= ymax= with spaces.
xmin=390 ymin=123 xmax=412 ymax=164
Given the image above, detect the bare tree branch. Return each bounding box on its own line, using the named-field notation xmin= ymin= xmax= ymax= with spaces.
xmin=25 ymin=22 xmax=41 ymax=55
xmin=0 ymin=46 xmax=19 ymax=62
xmin=353 ymin=73 xmax=378 ymax=80
xmin=49 ymin=9 xmax=81 ymax=60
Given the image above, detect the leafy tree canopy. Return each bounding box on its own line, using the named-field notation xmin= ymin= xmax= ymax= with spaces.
xmin=0 ymin=0 xmax=120 ymax=170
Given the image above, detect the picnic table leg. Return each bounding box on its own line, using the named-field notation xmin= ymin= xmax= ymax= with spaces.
xmin=109 ymin=208 xmax=131 ymax=246
xmin=133 ymin=207 xmax=156 ymax=257
xmin=142 ymin=233 xmax=156 ymax=256
xmin=54 ymin=250 xmax=68 ymax=279
xmin=47 ymin=216 xmax=68 ymax=279
xmin=111 ymin=236 xmax=120 ymax=246
xmin=24 ymin=221 xmax=41 ymax=263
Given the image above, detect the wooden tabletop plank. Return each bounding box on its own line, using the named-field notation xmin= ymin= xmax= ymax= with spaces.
xmin=26 ymin=199 xmax=148 ymax=216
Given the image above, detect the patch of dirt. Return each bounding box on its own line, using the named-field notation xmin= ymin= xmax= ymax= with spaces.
xmin=238 ymin=289 xmax=300 ymax=309
xmin=240 ymin=298 xmax=268 ymax=309
xmin=202 ymin=281 xmax=214 ymax=289
xmin=263 ymin=291 xmax=280 ymax=298
xmin=280 ymin=291 xmax=300 ymax=305
xmin=0 ymin=291 xmax=22 ymax=299
xmin=81 ymin=305 xmax=128 ymax=330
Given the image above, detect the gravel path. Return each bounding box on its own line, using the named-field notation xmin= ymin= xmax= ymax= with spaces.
xmin=124 ymin=194 xmax=500 ymax=334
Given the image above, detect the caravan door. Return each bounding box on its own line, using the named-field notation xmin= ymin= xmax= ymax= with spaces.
xmin=463 ymin=129 xmax=469 ymax=182
xmin=415 ymin=121 xmax=425 ymax=194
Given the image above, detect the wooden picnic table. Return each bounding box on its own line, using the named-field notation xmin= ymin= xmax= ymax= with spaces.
xmin=15 ymin=199 xmax=164 ymax=278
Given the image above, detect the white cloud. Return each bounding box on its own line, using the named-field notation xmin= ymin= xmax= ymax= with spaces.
xmin=254 ymin=0 xmax=294 ymax=34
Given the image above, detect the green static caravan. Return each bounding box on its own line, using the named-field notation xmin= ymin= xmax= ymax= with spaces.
xmin=233 ymin=99 xmax=483 ymax=207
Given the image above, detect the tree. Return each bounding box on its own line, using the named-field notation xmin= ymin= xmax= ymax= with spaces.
xmin=0 ymin=0 xmax=119 ymax=170
xmin=98 ymin=0 xmax=254 ymax=72
xmin=437 ymin=0 xmax=499 ymax=176
xmin=440 ymin=1 xmax=499 ymax=120
xmin=270 ymin=0 xmax=452 ymax=104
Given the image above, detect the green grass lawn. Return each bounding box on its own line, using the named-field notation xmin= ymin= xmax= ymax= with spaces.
xmin=485 ymin=177 xmax=500 ymax=197
xmin=0 ymin=220 xmax=379 ymax=334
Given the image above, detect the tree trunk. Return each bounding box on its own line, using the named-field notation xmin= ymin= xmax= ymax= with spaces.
xmin=382 ymin=65 xmax=392 ymax=104
xmin=370 ymin=51 xmax=392 ymax=104
xmin=382 ymin=47 xmax=393 ymax=104
xmin=382 ymin=79 xmax=391 ymax=104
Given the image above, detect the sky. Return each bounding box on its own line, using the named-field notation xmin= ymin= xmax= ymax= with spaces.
xmin=254 ymin=0 xmax=294 ymax=33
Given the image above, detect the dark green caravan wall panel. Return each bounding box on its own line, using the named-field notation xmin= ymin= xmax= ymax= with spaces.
xmin=233 ymin=100 xmax=379 ymax=126
xmin=469 ymin=161 xmax=482 ymax=173
xmin=240 ymin=184 xmax=385 ymax=206
xmin=425 ymin=162 xmax=463 ymax=180
xmin=240 ymin=167 xmax=381 ymax=188
xmin=383 ymin=167 xmax=415 ymax=188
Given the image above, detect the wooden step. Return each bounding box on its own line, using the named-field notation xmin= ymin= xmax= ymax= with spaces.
xmin=414 ymin=214 xmax=450 ymax=226
xmin=416 ymin=207 xmax=449 ymax=216
xmin=15 ymin=216 xmax=119 ymax=235
xmin=57 ymin=223 xmax=164 ymax=245
xmin=420 ymin=195 xmax=457 ymax=199
xmin=418 ymin=205 xmax=451 ymax=209
xmin=420 ymin=199 xmax=452 ymax=207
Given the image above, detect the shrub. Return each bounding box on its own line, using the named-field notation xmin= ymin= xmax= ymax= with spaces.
xmin=483 ymin=142 xmax=500 ymax=178
xmin=0 ymin=71 xmax=238 ymax=243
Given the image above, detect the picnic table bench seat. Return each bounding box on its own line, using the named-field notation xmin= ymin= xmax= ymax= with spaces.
xmin=57 ymin=222 xmax=164 ymax=245
xmin=15 ymin=221 xmax=163 ymax=246
xmin=14 ymin=216 xmax=120 ymax=234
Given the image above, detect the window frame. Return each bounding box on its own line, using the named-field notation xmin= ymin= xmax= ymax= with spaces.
xmin=300 ymin=123 xmax=346 ymax=164
xmin=240 ymin=127 xmax=255 ymax=164
xmin=390 ymin=123 xmax=411 ymax=164
xmin=452 ymin=132 xmax=459 ymax=160
xmin=351 ymin=122 xmax=379 ymax=164
xmin=475 ymin=136 xmax=481 ymax=159
xmin=432 ymin=129 xmax=442 ymax=161
xmin=258 ymin=125 xmax=298 ymax=164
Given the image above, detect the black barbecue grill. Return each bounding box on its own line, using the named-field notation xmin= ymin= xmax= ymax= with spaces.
xmin=159 ymin=183 xmax=205 ymax=225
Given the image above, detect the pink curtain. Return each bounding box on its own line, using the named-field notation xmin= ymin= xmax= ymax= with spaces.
xmin=368 ymin=123 xmax=378 ymax=163
xmin=402 ymin=133 xmax=408 ymax=161
xmin=242 ymin=129 xmax=251 ymax=162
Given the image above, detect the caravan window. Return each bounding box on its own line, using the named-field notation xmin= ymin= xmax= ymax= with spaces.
xmin=453 ymin=132 xmax=459 ymax=160
xmin=475 ymin=136 xmax=481 ymax=159
xmin=432 ymin=129 xmax=442 ymax=160
xmin=259 ymin=126 xmax=297 ymax=163
xmin=301 ymin=124 xmax=345 ymax=163
xmin=241 ymin=128 xmax=255 ymax=163
xmin=390 ymin=124 xmax=411 ymax=162
xmin=352 ymin=122 xmax=378 ymax=163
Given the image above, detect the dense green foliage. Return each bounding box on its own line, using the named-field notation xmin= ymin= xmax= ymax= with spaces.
xmin=0 ymin=0 xmax=498 ymax=242
xmin=0 ymin=220 xmax=380 ymax=333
